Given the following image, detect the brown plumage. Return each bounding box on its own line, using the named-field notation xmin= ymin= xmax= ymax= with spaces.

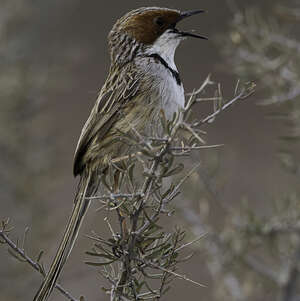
xmin=34 ymin=7 xmax=205 ymax=301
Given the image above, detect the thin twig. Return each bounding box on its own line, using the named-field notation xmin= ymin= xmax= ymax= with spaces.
xmin=0 ymin=230 xmax=79 ymax=301
xmin=135 ymin=257 xmax=206 ymax=288
xmin=170 ymin=144 xmax=224 ymax=151
xmin=195 ymin=84 xmax=255 ymax=126
xmin=175 ymin=233 xmax=208 ymax=253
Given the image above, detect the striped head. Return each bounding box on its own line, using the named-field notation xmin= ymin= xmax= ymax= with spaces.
xmin=108 ymin=7 xmax=206 ymax=65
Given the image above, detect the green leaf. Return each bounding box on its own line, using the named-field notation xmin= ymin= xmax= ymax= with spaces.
xmin=85 ymin=259 xmax=117 ymax=266
xmin=162 ymin=163 xmax=184 ymax=178
xmin=85 ymin=251 xmax=115 ymax=260
xmin=160 ymin=109 xmax=168 ymax=134
xmin=162 ymin=286 xmax=171 ymax=295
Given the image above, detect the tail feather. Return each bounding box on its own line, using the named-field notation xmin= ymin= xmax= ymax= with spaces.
xmin=33 ymin=171 xmax=93 ymax=301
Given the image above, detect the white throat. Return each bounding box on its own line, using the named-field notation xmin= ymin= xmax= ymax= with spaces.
xmin=147 ymin=31 xmax=182 ymax=71
xmin=140 ymin=31 xmax=185 ymax=120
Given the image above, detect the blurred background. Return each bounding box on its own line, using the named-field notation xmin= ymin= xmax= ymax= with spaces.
xmin=1 ymin=0 xmax=300 ymax=300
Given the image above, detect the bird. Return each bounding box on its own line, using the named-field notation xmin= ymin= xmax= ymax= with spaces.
xmin=33 ymin=7 xmax=206 ymax=301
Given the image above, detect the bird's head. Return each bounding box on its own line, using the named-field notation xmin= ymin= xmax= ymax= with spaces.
xmin=108 ymin=7 xmax=206 ymax=65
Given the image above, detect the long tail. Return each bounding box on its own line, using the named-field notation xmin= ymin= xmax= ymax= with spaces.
xmin=33 ymin=170 xmax=94 ymax=301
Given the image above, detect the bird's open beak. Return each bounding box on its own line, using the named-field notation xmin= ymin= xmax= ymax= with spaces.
xmin=175 ymin=9 xmax=208 ymax=40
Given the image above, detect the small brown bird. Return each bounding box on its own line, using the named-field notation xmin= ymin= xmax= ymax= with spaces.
xmin=34 ymin=7 xmax=206 ymax=300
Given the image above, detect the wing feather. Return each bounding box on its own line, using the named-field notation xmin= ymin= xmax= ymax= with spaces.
xmin=73 ymin=67 xmax=141 ymax=176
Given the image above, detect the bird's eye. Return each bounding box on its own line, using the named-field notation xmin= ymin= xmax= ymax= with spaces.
xmin=154 ymin=16 xmax=165 ymax=27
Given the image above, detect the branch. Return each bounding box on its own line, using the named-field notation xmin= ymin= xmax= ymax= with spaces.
xmin=134 ymin=257 xmax=206 ymax=288
xmin=195 ymin=81 xmax=256 ymax=126
xmin=0 ymin=227 xmax=79 ymax=301
xmin=82 ymin=76 xmax=253 ymax=300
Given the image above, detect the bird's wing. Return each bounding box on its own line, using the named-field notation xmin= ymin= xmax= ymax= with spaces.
xmin=73 ymin=66 xmax=141 ymax=176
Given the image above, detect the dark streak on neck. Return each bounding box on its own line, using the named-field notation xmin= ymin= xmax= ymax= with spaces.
xmin=147 ymin=53 xmax=181 ymax=86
